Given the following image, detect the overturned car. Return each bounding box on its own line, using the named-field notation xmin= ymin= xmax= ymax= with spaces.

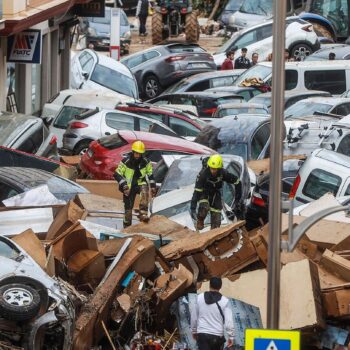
xmin=0 ymin=236 xmax=76 ymax=349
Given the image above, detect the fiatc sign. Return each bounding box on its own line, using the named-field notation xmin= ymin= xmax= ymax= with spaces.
xmin=7 ymin=30 xmax=42 ymax=64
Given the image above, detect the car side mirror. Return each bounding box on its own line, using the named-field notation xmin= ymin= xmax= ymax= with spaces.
xmin=44 ymin=116 xmax=54 ymax=126
xmin=82 ymin=71 xmax=89 ymax=80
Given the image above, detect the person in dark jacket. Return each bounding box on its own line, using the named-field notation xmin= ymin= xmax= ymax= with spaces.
xmin=114 ymin=140 xmax=156 ymax=227
xmin=221 ymin=50 xmax=235 ymax=70
xmin=191 ymin=277 xmax=234 ymax=350
xmin=234 ymin=47 xmax=251 ymax=69
xmin=190 ymin=154 xmax=242 ymax=230
xmin=136 ymin=0 xmax=149 ymax=36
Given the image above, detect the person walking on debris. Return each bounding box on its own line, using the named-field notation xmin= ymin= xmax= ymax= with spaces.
xmin=190 ymin=154 xmax=242 ymax=230
xmin=114 ymin=140 xmax=156 ymax=227
xmin=191 ymin=277 xmax=234 ymax=350
xmin=136 ymin=0 xmax=149 ymax=37
xmin=234 ymin=47 xmax=251 ymax=69
xmin=221 ymin=50 xmax=235 ymax=70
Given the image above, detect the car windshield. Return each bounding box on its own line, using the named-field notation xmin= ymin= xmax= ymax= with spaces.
xmin=54 ymin=106 xmax=88 ymax=129
xmin=240 ymin=0 xmax=273 ymax=16
xmin=164 ymin=79 xmax=192 ymax=93
xmin=219 ymin=107 xmax=268 ymax=117
xmin=90 ymin=64 xmax=138 ymax=98
xmin=0 ymin=238 xmax=20 ymax=260
xmin=216 ymin=31 xmax=241 ymax=54
xmin=225 ymin=0 xmax=242 ymax=11
xmin=159 ymin=158 xmax=202 ymax=195
xmin=285 ymin=101 xmax=332 ymax=118
xmin=234 ymin=65 xmax=272 ymax=85
xmin=218 ymin=142 xmax=248 ymax=160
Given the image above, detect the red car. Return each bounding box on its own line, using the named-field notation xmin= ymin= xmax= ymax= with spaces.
xmin=80 ymin=130 xmax=214 ymax=179
xmin=116 ymin=104 xmax=207 ymax=139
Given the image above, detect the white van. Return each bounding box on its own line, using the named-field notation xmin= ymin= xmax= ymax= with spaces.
xmin=234 ymin=61 xmax=350 ymax=95
xmin=289 ymin=148 xmax=350 ymax=206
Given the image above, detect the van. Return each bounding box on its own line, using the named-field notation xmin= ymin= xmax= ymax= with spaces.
xmin=229 ymin=0 xmax=307 ymax=30
xmin=234 ymin=61 xmax=350 ymax=95
xmin=289 ymin=148 xmax=350 ymax=206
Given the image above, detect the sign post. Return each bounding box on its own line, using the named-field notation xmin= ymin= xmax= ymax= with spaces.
xmin=110 ymin=7 xmax=121 ymax=61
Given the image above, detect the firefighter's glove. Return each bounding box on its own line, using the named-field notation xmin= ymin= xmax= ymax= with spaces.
xmin=190 ymin=208 xmax=197 ymax=221
xmin=123 ymin=185 xmax=130 ymax=197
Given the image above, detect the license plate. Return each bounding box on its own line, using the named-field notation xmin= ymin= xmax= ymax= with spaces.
xmin=87 ymin=149 xmax=93 ymax=157
xmin=187 ymin=63 xmax=209 ymax=69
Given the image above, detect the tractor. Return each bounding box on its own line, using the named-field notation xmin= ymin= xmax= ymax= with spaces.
xmin=151 ymin=0 xmax=199 ymax=44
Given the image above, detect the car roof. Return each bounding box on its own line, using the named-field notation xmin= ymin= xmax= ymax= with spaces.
xmin=0 ymin=112 xmax=41 ymax=146
xmin=0 ymin=167 xmax=88 ymax=196
xmin=314 ymin=148 xmax=350 ymax=169
xmin=85 ymin=49 xmax=133 ymax=77
xmin=161 ymin=91 xmax=242 ymax=98
xmin=218 ymin=102 xmax=267 ymax=109
xmin=252 ymin=90 xmax=331 ymax=98
xmin=207 ymin=86 xmax=257 ymax=92
xmin=293 ymin=97 xmax=350 ymax=105
xmin=176 ymin=69 xmax=246 ymax=82
xmin=118 ymin=130 xmax=214 ymax=153
xmin=259 ymin=60 xmax=350 ymax=69
xmin=199 ymin=115 xmax=270 ymax=143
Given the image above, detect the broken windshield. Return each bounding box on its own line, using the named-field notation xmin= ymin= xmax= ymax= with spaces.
xmin=240 ymin=0 xmax=273 ymax=16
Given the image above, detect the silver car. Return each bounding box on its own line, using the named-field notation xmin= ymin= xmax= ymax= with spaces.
xmin=0 ymin=111 xmax=57 ymax=158
xmin=62 ymin=109 xmax=178 ymax=155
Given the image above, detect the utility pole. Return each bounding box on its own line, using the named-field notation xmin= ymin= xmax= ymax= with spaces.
xmin=266 ymin=0 xmax=287 ymax=329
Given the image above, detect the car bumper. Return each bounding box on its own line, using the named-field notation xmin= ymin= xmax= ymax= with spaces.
xmin=80 ymin=155 xmax=115 ymax=180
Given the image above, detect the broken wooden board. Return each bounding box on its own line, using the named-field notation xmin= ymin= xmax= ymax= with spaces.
xmin=12 ymin=229 xmax=46 ymax=270
xmin=72 ymin=237 xmax=155 ymax=350
xmin=282 ymin=214 xmax=350 ymax=249
xmin=199 ymin=259 xmax=324 ymax=330
xmin=74 ymin=193 xmax=124 ymax=213
xmin=321 ymin=249 xmax=350 ymax=282
xmin=123 ymin=215 xmax=195 ymax=240
xmin=46 ymin=200 xmax=85 ymax=240
xmin=318 ymin=265 xmax=349 ymax=291
xmin=322 ymin=288 xmax=350 ymax=317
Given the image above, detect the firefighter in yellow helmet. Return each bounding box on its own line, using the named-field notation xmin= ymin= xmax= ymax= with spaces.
xmin=114 ymin=140 xmax=156 ymax=227
xmin=190 ymin=154 xmax=242 ymax=230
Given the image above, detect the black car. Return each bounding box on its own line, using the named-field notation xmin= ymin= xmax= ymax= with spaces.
xmin=163 ymin=69 xmax=246 ymax=94
xmin=245 ymin=159 xmax=303 ymax=230
xmin=121 ymin=43 xmax=216 ymax=99
xmin=148 ymin=92 xmax=244 ymax=118
xmin=194 ymin=114 xmax=271 ymax=160
xmin=0 ymin=167 xmax=89 ymax=203
xmin=249 ymin=89 xmax=332 ymax=112
xmin=304 ymin=44 xmax=350 ymax=61
xmin=206 ymin=85 xmax=263 ymax=101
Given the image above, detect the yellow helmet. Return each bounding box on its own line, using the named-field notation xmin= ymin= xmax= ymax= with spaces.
xmin=132 ymin=140 xmax=145 ymax=154
xmin=207 ymin=154 xmax=223 ymax=169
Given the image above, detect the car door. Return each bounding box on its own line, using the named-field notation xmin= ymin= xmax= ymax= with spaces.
xmin=248 ymin=24 xmax=273 ymax=60
xmin=101 ymin=111 xmax=136 ymax=136
xmin=71 ymin=51 xmax=96 ymax=89
xmin=168 ymin=116 xmax=200 ymax=139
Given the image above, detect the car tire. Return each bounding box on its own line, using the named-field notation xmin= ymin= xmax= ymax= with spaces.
xmin=0 ymin=284 xmax=41 ymax=321
xmin=74 ymin=140 xmax=92 ymax=156
xmin=290 ymin=43 xmax=313 ymax=61
xmin=143 ymin=75 xmax=162 ymax=99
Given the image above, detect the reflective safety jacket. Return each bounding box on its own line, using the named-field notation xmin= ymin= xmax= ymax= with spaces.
xmin=190 ymin=167 xmax=241 ymax=210
xmin=114 ymin=155 xmax=155 ymax=191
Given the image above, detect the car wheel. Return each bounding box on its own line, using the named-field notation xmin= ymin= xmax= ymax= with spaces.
xmin=0 ymin=283 xmax=41 ymax=321
xmin=290 ymin=43 xmax=313 ymax=61
xmin=74 ymin=140 xmax=92 ymax=156
xmin=143 ymin=75 xmax=162 ymax=99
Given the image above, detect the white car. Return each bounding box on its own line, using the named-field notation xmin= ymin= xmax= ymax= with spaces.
xmin=71 ymin=49 xmax=139 ymax=99
xmin=213 ymin=17 xmax=320 ymax=67
xmin=42 ymin=90 xmax=134 ymax=148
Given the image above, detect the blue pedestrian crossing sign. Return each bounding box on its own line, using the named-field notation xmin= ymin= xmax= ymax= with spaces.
xmin=245 ymin=329 xmax=300 ymax=350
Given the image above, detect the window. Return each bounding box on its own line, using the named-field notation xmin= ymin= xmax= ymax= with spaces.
xmin=172 ymin=96 xmax=194 ymax=105
xmin=251 ymin=124 xmax=271 ymax=160
xmin=240 ymin=0 xmax=273 ymax=16
xmin=337 ymin=135 xmax=350 ymax=157
xmin=105 ymin=113 xmax=134 ymax=130
xmin=302 ymin=168 xmax=341 ymax=199
xmin=121 ymin=10 xmax=128 ymax=26
xmin=345 ymin=183 xmax=350 ymax=196
xmin=304 ymin=70 xmax=346 ymax=94
xmin=144 ymin=50 xmax=160 ymax=61
xmin=153 ymin=98 xmax=171 ymax=106
xmin=98 ymin=133 xmax=128 ymax=149
xmin=139 ymin=118 xmax=155 ymax=132
xmin=285 ymin=70 xmax=298 ymax=90
xmin=17 ymin=126 xmax=43 ymax=154
xmin=79 ymin=51 xmax=94 ymax=73
xmin=238 ymin=91 xmax=252 ymax=101
xmin=188 ymin=80 xmax=210 ymax=91
xmin=333 ymin=103 xmax=350 ymax=116
xmin=123 ymin=54 xmax=144 ymax=69
xmin=223 ymin=163 xmax=241 ymax=206
xmin=138 ymin=112 xmax=164 ymax=122
xmin=256 ymin=24 xmax=273 ymax=41
xmin=54 ymin=106 xmax=87 ymax=129
xmin=234 ymin=30 xmax=257 ymax=49
xmin=168 ymin=117 xmax=199 ymax=137
xmin=211 ymin=76 xmax=234 ymax=88
xmin=90 ymin=64 xmax=137 ymax=98
xmin=168 ymin=44 xmax=206 ymax=54
xmin=0 ymin=183 xmax=19 ymax=201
